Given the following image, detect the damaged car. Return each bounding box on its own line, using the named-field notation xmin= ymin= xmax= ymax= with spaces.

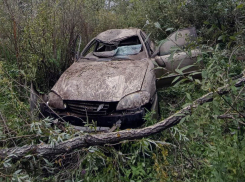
xmin=38 ymin=28 xmax=202 ymax=128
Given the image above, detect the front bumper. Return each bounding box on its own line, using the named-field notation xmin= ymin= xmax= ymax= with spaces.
xmin=40 ymin=103 xmax=146 ymax=128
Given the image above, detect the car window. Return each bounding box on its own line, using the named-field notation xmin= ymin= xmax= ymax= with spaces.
xmin=82 ymin=40 xmax=97 ymax=57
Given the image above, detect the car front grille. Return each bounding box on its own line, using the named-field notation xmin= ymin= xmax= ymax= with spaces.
xmin=65 ymin=100 xmax=116 ymax=116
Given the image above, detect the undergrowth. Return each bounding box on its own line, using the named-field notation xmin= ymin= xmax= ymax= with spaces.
xmin=1 ymin=46 xmax=245 ymax=181
xmin=0 ymin=0 xmax=245 ymax=181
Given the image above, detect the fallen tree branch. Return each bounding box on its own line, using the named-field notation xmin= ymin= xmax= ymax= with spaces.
xmin=0 ymin=77 xmax=244 ymax=160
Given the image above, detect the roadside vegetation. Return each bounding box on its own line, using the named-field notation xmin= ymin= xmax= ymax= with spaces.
xmin=0 ymin=0 xmax=245 ymax=181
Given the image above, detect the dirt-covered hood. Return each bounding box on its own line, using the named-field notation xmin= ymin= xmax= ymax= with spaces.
xmin=51 ymin=59 xmax=149 ymax=102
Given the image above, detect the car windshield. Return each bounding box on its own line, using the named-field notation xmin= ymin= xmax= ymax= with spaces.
xmin=81 ymin=36 xmax=143 ymax=60
xmin=116 ymin=44 xmax=142 ymax=56
xmin=93 ymin=44 xmax=142 ymax=58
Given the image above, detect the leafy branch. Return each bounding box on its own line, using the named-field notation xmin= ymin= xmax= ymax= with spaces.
xmin=0 ymin=76 xmax=244 ymax=160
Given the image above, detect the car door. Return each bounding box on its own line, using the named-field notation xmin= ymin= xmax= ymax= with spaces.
xmin=152 ymin=27 xmax=203 ymax=88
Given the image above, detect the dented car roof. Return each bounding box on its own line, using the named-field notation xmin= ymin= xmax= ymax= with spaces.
xmin=95 ymin=28 xmax=139 ymax=44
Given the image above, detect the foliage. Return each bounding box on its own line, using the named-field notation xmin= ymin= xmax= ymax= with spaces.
xmin=0 ymin=0 xmax=245 ymax=181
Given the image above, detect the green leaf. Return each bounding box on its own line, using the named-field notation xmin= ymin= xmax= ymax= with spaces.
xmin=179 ymin=117 xmax=185 ymax=124
xmin=165 ymin=27 xmax=174 ymax=31
xmin=14 ymin=169 xmax=22 ymax=174
xmin=195 ymin=79 xmax=201 ymax=84
xmin=144 ymin=32 xmax=152 ymax=43
xmin=237 ymin=4 xmax=244 ymax=9
xmin=156 ymin=39 xmax=168 ymax=50
xmin=186 ymin=93 xmax=191 ymax=101
xmin=180 ymin=65 xmax=195 ymax=72
xmin=152 ymin=60 xmax=160 ymax=67
xmin=190 ymin=71 xmax=201 ymax=76
xmin=182 ymin=103 xmax=192 ymax=108
xmin=231 ymin=85 xmax=237 ymax=92
xmin=175 ymin=68 xmax=183 ymax=75
xmin=174 ymin=78 xmax=187 ymax=87
xmin=204 ymin=21 xmax=209 ymax=25
xmin=202 ymin=70 xmax=208 ymax=78
xmin=25 ymin=155 xmax=33 ymax=158
xmin=154 ymin=22 xmax=161 ymax=30
xmin=230 ymin=36 xmax=236 ymax=40
xmin=168 ymin=51 xmax=175 ymax=61
xmin=218 ymin=35 xmax=225 ymax=41
xmin=175 ymin=113 xmax=185 ymax=117
xmin=172 ymin=76 xmax=181 ymax=84
xmin=207 ymin=26 xmax=214 ymax=34
xmin=43 ymin=158 xmax=53 ymax=167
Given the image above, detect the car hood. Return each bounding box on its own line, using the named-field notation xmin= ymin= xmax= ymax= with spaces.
xmin=51 ymin=59 xmax=149 ymax=102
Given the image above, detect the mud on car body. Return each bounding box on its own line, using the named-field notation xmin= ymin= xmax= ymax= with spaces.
xmin=38 ymin=28 xmax=202 ymax=128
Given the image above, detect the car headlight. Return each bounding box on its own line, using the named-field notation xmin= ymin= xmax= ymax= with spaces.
xmin=116 ymin=91 xmax=150 ymax=111
xmin=48 ymin=92 xmax=66 ymax=109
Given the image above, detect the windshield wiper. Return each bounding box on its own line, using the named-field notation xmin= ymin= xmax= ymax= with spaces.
xmin=79 ymin=57 xmax=96 ymax=61
xmin=111 ymin=57 xmax=133 ymax=61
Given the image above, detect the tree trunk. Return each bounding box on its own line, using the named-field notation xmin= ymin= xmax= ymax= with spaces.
xmin=0 ymin=77 xmax=244 ymax=160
